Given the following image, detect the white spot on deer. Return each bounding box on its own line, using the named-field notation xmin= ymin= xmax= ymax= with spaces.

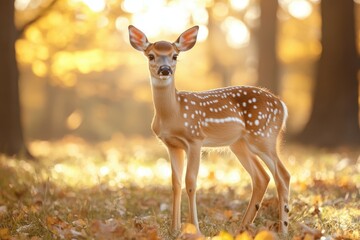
xmin=255 ymin=120 xmax=260 ymax=126
xmin=205 ymin=117 xmax=245 ymax=126
xmin=183 ymin=113 xmax=187 ymax=118
xmin=184 ymin=122 xmax=189 ymax=127
xmin=185 ymin=106 xmax=189 ymax=110
xmin=242 ymin=102 xmax=247 ymax=107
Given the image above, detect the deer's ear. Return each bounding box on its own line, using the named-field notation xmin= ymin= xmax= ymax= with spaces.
xmin=174 ymin=26 xmax=199 ymax=52
xmin=128 ymin=25 xmax=150 ymax=51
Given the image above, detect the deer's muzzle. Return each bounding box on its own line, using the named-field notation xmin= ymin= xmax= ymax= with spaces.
xmin=158 ymin=65 xmax=173 ymax=76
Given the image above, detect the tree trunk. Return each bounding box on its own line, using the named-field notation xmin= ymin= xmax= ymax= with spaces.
xmin=257 ymin=0 xmax=279 ymax=94
xmin=0 ymin=0 xmax=31 ymax=157
xmin=297 ymin=0 xmax=360 ymax=147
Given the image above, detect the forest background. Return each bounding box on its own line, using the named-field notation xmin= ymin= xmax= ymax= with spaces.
xmin=0 ymin=0 xmax=359 ymax=239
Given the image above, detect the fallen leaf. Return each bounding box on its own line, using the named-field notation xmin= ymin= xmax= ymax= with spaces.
xmin=46 ymin=216 xmax=60 ymax=226
xmin=0 ymin=228 xmax=10 ymax=240
xmin=235 ymin=231 xmax=253 ymax=240
xmin=72 ymin=219 xmax=87 ymax=228
xmin=224 ymin=210 xmax=233 ymax=219
xmin=212 ymin=231 xmax=234 ymax=240
xmin=140 ymin=226 xmax=159 ymax=240
xmin=303 ymin=233 xmax=315 ymax=240
xmin=254 ymin=230 xmax=276 ymax=240
xmin=90 ymin=218 xmax=126 ymax=238
xmin=133 ymin=216 xmax=154 ymax=230
xmin=178 ymin=233 xmax=205 ymax=240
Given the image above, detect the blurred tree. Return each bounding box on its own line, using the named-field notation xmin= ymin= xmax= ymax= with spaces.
xmin=0 ymin=0 xmax=55 ymax=157
xmin=297 ymin=0 xmax=360 ymax=147
xmin=207 ymin=9 xmax=232 ymax=88
xmin=257 ymin=0 xmax=279 ymax=94
xmin=0 ymin=0 xmax=30 ymax=157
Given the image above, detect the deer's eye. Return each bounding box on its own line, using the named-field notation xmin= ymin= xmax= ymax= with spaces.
xmin=172 ymin=55 xmax=178 ymax=61
xmin=148 ymin=54 xmax=155 ymax=61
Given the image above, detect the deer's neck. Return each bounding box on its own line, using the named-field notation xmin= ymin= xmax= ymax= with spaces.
xmin=151 ymin=76 xmax=180 ymax=119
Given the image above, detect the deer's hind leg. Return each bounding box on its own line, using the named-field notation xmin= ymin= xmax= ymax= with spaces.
xmin=246 ymin=138 xmax=291 ymax=233
xmin=230 ymin=139 xmax=270 ymax=226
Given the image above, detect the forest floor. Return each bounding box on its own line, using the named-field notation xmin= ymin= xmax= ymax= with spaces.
xmin=0 ymin=136 xmax=359 ymax=240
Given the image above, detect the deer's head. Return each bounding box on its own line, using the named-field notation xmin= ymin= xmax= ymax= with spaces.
xmin=128 ymin=25 xmax=199 ymax=87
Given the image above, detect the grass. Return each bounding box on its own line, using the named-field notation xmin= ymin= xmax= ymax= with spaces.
xmin=0 ymin=136 xmax=359 ymax=239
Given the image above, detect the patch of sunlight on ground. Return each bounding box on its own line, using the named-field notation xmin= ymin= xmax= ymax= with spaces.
xmin=0 ymin=136 xmax=359 ymax=239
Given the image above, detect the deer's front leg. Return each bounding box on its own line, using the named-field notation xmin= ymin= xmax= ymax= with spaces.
xmin=168 ymin=147 xmax=185 ymax=231
xmin=185 ymin=143 xmax=201 ymax=233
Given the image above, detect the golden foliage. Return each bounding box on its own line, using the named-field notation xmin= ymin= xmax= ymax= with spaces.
xmin=235 ymin=231 xmax=253 ymax=240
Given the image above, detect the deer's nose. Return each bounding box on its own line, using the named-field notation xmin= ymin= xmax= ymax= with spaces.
xmin=158 ymin=65 xmax=173 ymax=76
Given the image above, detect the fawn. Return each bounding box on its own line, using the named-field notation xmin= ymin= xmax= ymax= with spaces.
xmin=128 ymin=25 xmax=290 ymax=233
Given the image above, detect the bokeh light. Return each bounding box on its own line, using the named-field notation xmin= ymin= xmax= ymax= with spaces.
xmin=81 ymin=0 xmax=106 ymax=12
xmin=230 ymin=0 xmax=250 ymax=11
xmin=287 ymin=0 xmax=313 ymax=19
xmin=222 ymin=17 xmax=250 ymax=48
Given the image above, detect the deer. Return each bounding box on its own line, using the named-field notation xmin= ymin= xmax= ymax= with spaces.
xmin=128 ymin=25 xmax=291 ymax=234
